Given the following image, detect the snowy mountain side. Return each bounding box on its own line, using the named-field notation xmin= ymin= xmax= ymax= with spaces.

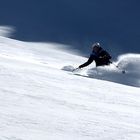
xmin=0 ymin=31 xmax=140 ymax=139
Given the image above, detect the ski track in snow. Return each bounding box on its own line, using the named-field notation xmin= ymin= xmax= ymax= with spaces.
xmin=0 ymin=33 xmax=140 ymax=140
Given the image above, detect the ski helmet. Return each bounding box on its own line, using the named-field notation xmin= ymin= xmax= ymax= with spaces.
xmin=92 ymin=42 xmax=101 ymax=53
xmin=92 ymin=42 xmax=100 ymax=48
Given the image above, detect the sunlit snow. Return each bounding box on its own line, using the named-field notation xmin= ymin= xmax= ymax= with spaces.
xmin=0 ymin=27 xmax=140 ymax=140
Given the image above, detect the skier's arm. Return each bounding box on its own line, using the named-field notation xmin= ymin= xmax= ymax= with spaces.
xmin=79 ymin=55 xmax=95 ymax=68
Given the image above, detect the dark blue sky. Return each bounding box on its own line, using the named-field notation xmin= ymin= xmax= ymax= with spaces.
xmin=0 ymin=0 xmax=140 ymax=57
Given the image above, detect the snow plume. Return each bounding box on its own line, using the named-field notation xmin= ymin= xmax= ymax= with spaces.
xmin=63 ymin=53 xmax=140 ymax=87
xmin=0 ymin=26 xmax=15 ymax=37
xmin=80 ymin=53 xmax=140 ymax=87
xmin=117 ymin=53 xmax=140 ymax=71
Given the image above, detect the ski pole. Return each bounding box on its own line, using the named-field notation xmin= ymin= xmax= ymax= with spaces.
xmin=110 ymin=61 xmax=126 ymax=74
xmin=72 ymin=67 xmax=80 ymax=72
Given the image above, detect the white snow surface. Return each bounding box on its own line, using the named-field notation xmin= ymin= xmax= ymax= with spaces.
xmin=0 ymin=34 xmax=140 ymax=139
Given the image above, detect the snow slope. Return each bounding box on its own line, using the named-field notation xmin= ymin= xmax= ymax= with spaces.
xmin=0 ymin=29 xmax=140 ymax=140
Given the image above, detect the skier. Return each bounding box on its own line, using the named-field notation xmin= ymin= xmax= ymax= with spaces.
xmin=78 ymin=42 xmax=112 ymax=69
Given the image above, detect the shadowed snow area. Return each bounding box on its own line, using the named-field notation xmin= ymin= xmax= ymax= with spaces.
xmin=0 ymin=27 xmax=140 ymax=140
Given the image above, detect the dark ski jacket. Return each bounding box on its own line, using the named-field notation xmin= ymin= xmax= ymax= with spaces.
xmin=79 ymin=48 xmax=111 ymax=68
